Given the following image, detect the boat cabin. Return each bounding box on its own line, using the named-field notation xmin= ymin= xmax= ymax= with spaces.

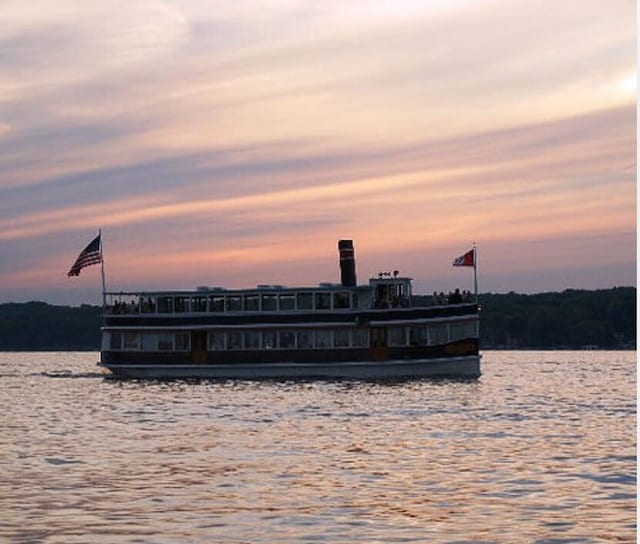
xmin=370 ymin=272 xmax=412 ymax=309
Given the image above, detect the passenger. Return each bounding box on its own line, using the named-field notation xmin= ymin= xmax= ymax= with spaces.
xmin=451 ymin=288 xmax=463 ymax=304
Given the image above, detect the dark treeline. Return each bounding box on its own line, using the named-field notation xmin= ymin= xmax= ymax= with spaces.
xmin=0 ymin=302 xmax=102 ymax=351
xmin=0 ymin=287 xmax=635 ymax=350
xmin=478 ymin=287 xmax=636 ymax=349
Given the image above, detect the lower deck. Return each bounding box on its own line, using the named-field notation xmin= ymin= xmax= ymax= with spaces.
xmin=102 ymin=337 xmax=478 ymax=364
xmin=101 ymin=305 xmax=480 ymax=379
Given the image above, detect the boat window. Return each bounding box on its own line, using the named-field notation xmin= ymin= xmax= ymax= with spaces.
xmin=263 ymin=331 xmax=277 ymax=349
xmin=388 ymin=327 xmax=406 ymax=347
xmin=175 ymin=333 xmax=190 ymax=351
xmin=109 ymin=332 xmax=122 ymax=350
xmin=315 ymin=292 xmax=331 ymax=310
xmin=208 ymin=331 xmax=225 ymax=350
xmin=244 ymin=295 xmax=259 ymax=311
xmin=450 ymin=320 xmax=476 ymax=341
xmin=158 ymin=333 xmax=174 ymax=351
xmin=296 ymin=293 xmax=313 ymax=310
xmin=428 ymin=324 xmax=449 ymax=345
xmin=356 ymin=292 xmax=372 ymax=310
xmin=279 ymin=294 xmax=295 ymax=311
xmin=409 ymin=326 xmax=428 ymax=346
xmin=175 ymin=297 xmax=189 ymax=313
xmin=352 ymin=328 xmax=368 ymax=347
xmin=393 ymin=284 xmax=403 ymax=307
xmin=191 ymin=296 xmax=207 ymax=313
xmin=123 ymin=332 xmax=140 ymax=350
xmin=333 ymin=292 xmax=350 ymax=309
xmin=140 ymin=332 xmax=155 ymax=351
xmin=226 ymin=296 xmax=243 ymax=312
xmin=315 ymin=329 xmax=331 ymax=348
xmin=227 ymin=331 xmax=243 ymax=349
xmin=374 ymin=284 xmax=388 ymax=308
xmin=334 ymin=329 xmax=350 ymax=347
xmin=114 ymin=299 xmax=138 ymax=314
xmin=297 ymin=330 xmax=313 ymax=348
xmin=279 ymin=330 xmax=296 ymax=349
xmin=157 ymin=297 xmax=173 ymax=313
xmin=140 ymin=297 xmax=156 ymax=314
xmin=371 ymin=328 xmax=386 ymax=347
xmin=209 ymin=296 xmax=225 ymax=312
xmin=244 ymin=330 xmax=261 ymax=349
xmin=262 ymin=294 xmax=277 ymax=311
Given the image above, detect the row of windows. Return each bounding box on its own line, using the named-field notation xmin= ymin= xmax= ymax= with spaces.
xmin=108 ymin=291 xmax=359 ymax=315
xmin=105 ymin=321 xmax=477 ymax=351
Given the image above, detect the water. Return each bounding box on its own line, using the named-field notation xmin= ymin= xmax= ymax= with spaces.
xmin=1 ymin=351 xmax=635 ymax=543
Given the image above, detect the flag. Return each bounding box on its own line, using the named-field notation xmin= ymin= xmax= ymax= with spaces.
xmin=68 ymin=234 xmax=102 ymax=277
xmin=453 ymin=248 xmax=475 ymax=267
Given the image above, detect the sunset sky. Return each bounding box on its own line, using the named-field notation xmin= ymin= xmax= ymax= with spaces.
xmin=1 ymin=0 xmax=636 ymax=305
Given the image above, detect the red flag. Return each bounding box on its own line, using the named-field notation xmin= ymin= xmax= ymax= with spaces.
xmin=452 ymin=249 xmax=475 ymax=267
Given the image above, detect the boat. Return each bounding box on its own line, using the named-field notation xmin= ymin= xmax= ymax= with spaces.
xmin=98 ymin=240 xmax=480 ymax=379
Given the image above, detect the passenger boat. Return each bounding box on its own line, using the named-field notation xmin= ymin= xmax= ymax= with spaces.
xmin=99 ymin=241 xmax=480 ymax=379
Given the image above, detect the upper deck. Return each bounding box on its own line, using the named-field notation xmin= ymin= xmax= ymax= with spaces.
xmin=104 ymin=275 xmax=415 ymax=316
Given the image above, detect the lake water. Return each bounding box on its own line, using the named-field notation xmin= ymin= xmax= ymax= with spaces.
xmin=1 ymin=351 xmax=636 ymax=543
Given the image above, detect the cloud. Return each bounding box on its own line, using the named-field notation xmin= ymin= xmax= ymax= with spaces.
xmin=1 ymin=0 xmax=188 ymax=80
xmin=0 ymin=105 xmax=633 ymax=249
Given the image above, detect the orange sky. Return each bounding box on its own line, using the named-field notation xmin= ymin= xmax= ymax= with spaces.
xmin=0 ymin=0 xmax=636 ymax=304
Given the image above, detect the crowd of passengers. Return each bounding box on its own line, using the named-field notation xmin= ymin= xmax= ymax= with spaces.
xmin=110 ymin=301 xmax=139 ymax=314
xmin=110 ymin=298 xmax=156 ymax=314
xmin=433 ymin=288 xmax=474 ymax=305
xmin=373 ymin=296 xmax=411 ymax=309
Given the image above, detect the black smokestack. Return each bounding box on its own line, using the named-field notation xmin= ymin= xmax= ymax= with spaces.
xmin=338 ymin=239 xmax=357 ymax=287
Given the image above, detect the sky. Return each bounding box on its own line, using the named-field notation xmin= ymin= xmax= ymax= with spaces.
xmin=0 ymin=0 xmax=636 ymax=305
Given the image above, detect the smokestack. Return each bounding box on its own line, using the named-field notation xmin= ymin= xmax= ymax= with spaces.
xmin=338 ymin=239 xmax=357 ymax=287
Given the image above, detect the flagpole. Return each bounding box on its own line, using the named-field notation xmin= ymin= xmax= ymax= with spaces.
xmin=99 ymin=229 xmax=107 ymax=310
xmin=473 ymin=243 xmax=478 ymax=304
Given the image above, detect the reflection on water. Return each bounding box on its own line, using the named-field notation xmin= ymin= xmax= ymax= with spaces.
xmin=1 ymin=351 xmax=636 ymax=543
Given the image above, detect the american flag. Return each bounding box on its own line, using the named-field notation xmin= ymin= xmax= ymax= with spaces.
xmin=68 ymin=234 xmax=102 ymax=277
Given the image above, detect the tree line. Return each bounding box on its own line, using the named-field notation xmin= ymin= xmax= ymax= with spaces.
xmin=0 ymin=287 xmax=635 ymax=350
xmin=477 ymin=287 xmax=636 ymax=349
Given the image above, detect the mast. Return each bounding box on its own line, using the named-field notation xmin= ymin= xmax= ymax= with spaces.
xmin=100 ymin=229 xmax=107 ymax=311
xmin=473 ymin=242 xmax=478 ymax=304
